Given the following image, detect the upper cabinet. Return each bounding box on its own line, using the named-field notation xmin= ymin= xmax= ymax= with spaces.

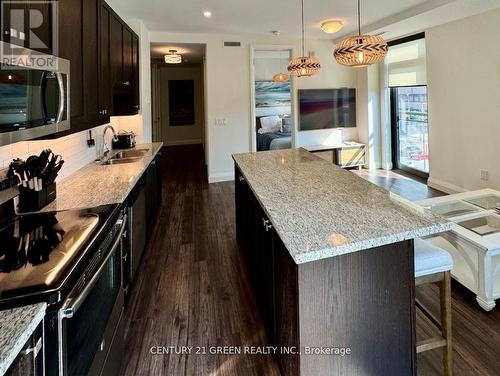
xmin=1 ymin=0 xmax=141 ymax=138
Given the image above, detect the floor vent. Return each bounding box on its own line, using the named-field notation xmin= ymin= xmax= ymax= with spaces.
xmin=223 ymin=41 xmax=241 ymax=47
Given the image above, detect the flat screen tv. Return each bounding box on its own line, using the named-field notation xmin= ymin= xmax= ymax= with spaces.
xmin=298 ymin=88 xmax=356 ymax=131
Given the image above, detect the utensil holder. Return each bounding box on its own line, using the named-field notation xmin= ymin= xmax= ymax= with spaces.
xmin=18 ymin=183 xmax=57 ymax=212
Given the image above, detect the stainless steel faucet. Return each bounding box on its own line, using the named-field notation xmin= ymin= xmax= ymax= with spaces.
xmin=102 ymin=125 xmax=118 ymax=160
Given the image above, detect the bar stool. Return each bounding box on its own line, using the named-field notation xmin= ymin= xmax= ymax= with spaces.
xmin=414 ymin=238 xmax=453 ymax=376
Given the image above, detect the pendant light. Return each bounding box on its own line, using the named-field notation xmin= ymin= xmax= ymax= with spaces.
xmin=287 ymin=0 xmax=320 ymax=77
xmin=334 ymin=0 xmax=387 ymax=68
xmin=273 ymin=51 xmax=290 ymax=82
xmin=164 ymin=50 xmax=182 ymax=64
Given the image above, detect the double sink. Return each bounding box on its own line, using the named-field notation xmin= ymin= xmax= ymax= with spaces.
xmin=101 ymin=148 xmax=150 ymax=165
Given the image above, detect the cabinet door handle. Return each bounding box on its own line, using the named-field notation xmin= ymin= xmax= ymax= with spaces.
xmin=238 ymin=176 xmax=245 ymax=182
xmin=124 ymin=81 xmax=130 ymax=86
xmin=262 ymin=218 xmax=272 ymax=232
xmin=21 ymin=337 xmax=42 ymax=357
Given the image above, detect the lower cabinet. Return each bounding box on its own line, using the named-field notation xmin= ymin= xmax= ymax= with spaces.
xmin=145 ymin=152 xmax=162 ymax=239
xmin=123 ymin=153 xmax=162 ymax=298
xmin=235 ymin=166 xmax=284 ymax=346
xmin=5 ymin=322 xmax=44 ymax=376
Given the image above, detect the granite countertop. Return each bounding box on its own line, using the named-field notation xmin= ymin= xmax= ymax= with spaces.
xmin=0 ymin=303 xmax=46 ymax=375
xmin=233 ymin=148 xmax=452 ymax=264
xmin=40 ymin=142 xmax=163 ymax=212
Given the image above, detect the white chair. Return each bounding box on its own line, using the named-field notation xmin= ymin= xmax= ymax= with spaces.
xmin=414 ymin=238 xmax=454 ymax=376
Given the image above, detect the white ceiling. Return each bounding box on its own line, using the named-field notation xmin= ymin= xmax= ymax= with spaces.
xmin=151 ymin=43 xmax=206 ymax=64
xmin=110 ymin=0 xmax=500 ymax=40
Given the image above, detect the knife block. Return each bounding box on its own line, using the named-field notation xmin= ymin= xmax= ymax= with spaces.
xmin=18 ymin=183 xmax=57 ymax=212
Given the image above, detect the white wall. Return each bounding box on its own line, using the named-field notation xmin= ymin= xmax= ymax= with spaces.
xmin=150 ymin=32 xmax=360 ymax=182
xmin=157 ymin=65 xmax=204 ymax=145
xmin=426 ymin=8 xmax=500 ymax=192
xmin=293 ymin=39 xmax=359 ymax=148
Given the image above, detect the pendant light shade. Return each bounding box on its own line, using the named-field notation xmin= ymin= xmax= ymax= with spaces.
xmin=288 ymin=0 xmax=320 ymax=77
xmin=334 ymin=34 xmax=387 ymax=67
xmin=287 ymin=56 xmax=321 ymax=77
xmin=334 ymin=0 xmax=387 ymax=68
xmin=273 ymin=72 xmax=289 ymax=83
xmin=164 ymin=50 xmax=182 ymax=64
xmin=273 ymin=51 xmax=290 ymax=82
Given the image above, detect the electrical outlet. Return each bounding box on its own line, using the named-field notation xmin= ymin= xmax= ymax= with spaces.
xmin=480 ymin=169 xmax=489 ymax=181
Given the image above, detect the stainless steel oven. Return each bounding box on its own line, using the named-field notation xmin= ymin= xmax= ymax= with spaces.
xmin=0 ymin=41 xmax=70 ymax=146
xmin=57 ymin=211 xmax=127 ymax=376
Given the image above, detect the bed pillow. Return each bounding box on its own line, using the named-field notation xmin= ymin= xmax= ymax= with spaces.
xmin=258 ymin=124 xmax=282 ymax=134
xmin=282 ymin=117 xmax=292 ymax=132
xmin=259 ymin=116 xmax=282 ymax=132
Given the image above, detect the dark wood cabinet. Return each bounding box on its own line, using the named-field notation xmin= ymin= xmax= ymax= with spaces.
xmin=132 ymin=35 xmax=140 ymax=110
xmin=59 ymin=0 xmax=85 ymax=127
xmin=145 ymin=152 xmax=162 ymax=239
xmin=98 ymin=0 xmax=111 ymax=123
xmin=109 ymin=12 xmax=123 ymax=88
xmin=33 ymin=0 xmax=140 ymax=139
xmin=58 ymin=0 xmax=100 ymax=134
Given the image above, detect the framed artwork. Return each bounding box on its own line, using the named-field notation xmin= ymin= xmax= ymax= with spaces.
xmin=168 ymin=80 xmax=195 ymax=126
xmin=255 ymin=81 xmax=291 ymax=117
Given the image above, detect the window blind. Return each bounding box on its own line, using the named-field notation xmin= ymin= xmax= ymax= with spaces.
xmin=386 ymin=38 xmax=426 ymax=87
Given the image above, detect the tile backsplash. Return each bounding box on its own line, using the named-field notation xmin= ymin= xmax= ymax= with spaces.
xmin=0 ymin=115 xmax=143 ymax=182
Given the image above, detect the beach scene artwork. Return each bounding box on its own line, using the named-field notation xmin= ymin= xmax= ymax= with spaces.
xmin=255 ymin=81 xmax=291 ymax=117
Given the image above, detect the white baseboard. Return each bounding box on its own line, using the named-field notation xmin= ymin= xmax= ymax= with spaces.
xmin=164 ymin=139 xmax=203 ymax=146
xmin=208 ymin=171 xmax=234 ymax=183
xmin=427 ymin=177 xmax=466 ymax=194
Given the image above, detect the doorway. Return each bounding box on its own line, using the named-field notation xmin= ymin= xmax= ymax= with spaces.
xmin=250 ymin=47 xmax=295 ymax=152
xmin=151 ymin=43 xmax=207 ymax=154
xmin=390 ymin=85 xmax=429 ymax=178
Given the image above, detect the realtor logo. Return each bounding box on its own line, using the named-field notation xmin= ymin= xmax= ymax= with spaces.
xmin=1 ymin=0 xmax=59 ymax=69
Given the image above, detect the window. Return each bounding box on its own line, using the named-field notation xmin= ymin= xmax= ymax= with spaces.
xmin=387 ymin=34 xmax=429 ymax=178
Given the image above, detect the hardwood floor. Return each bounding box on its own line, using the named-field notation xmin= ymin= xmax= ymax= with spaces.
xmin=122 ymin=146 xmax=500 ymax=376
xmin=122 ymin=145 xmax=280 ymax=376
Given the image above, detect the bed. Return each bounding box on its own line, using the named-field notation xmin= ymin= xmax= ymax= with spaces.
xmin=256 ymin=116 xmax=292 ymax=151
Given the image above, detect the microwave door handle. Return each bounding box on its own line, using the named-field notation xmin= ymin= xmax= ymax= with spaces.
xmin=60 ymin=214 xmax=127 ymax=319
xmin=40 ymin=71 xmax=49 ymax=123
xmin=55 ymin=72 xmax=65 ymax=123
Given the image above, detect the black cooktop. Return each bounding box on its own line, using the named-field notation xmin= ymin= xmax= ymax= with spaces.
xmin=0 ymin=204 xmax=119 ymax=306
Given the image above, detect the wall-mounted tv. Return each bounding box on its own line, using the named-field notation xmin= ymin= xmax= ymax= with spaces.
xmin=298 ymin=88 xmax=356 ymax=131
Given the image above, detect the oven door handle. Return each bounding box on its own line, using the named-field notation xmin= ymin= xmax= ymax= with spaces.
xmin=60 ymin=214 xmax=127 ymax=319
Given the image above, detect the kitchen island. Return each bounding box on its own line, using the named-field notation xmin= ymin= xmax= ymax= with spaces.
xmin=233 ymin=148 xmax=451 ymax=376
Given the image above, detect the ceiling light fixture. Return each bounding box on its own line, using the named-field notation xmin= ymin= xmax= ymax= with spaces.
xmin=203 ymin=11 xmax=212 ymax=18
xmin=320 ymin=20 xmax=343 ymax=34
xmin=164 ymin=50 xmax=182 ymax=64
xmin=334 ymin=0 xmax=387 ymax=68
xmin=287 ymin=0 xmax=320 ymax=77
xmin=273 ymin=50 xmax=290 ymax=83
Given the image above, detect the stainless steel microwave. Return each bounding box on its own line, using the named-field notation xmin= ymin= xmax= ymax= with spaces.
xmin=0 ymin=42 xmax=70 ymax=146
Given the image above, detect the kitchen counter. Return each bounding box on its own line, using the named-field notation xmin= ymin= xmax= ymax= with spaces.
xmin=40 ymin=142 xmax=163 ymax=212
xmin=233 ymin=148 xmax=451 ymax=264
xmin=233 ymin=148 xmax=452 ymax=375
xmin=0 ymin=303 xmax=46 ymax=375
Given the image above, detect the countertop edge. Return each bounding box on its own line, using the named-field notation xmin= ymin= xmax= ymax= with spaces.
xmin=0 ymin=303 xmax=46 ymax=376
xmin=293 ymin=223 xmax=454 ymax=264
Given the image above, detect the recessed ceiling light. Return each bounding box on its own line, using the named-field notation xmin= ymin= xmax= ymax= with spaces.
xmin=320 ymin=20 xmax=344 ymax=34
xmin=203 ymin=11 xmax=212 ymax=18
